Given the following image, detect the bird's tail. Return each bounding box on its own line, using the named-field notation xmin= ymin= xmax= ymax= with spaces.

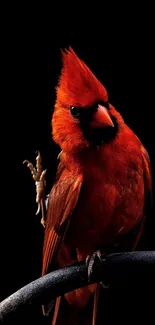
xmin=50 ymin=297 xmax=94 ymax=325
xmin=50 ymin=284 xmax=101 ymax=325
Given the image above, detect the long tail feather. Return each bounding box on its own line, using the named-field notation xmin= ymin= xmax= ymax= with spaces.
xmin=52 ymin=297 xmax=62 ymax=325
xmin=92 ymin=284 xmax=100 ymax=325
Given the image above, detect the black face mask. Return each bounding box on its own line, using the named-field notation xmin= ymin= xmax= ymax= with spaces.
xmin=70 ymin=101 xmax=118 ymax=146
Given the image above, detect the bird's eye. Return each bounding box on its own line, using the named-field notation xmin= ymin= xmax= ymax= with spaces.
xmin=70 ymin=106 xmax=80 ymax=119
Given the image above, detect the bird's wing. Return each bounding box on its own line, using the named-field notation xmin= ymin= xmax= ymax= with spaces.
xmin=141 ymin=145 xmax=152 ymax=211
xmin=111 ymin=145 xmax=153 ymax=252
xmin=131 ymin=145 xmax=153 ymax=249
xmin=42 ymin=159 xmax=83 ymax=277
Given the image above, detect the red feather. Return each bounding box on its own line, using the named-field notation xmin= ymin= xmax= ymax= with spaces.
xmin=41 ymin=47 xmax=152 ymax=324
xmin=57 ymin=47 xmax=108 ymax=108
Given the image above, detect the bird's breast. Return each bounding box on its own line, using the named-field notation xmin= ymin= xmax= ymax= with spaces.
xmin=64 ymin=155 xmax=144 ymax=256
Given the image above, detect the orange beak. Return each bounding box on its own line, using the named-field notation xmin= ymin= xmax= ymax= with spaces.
xmin=90 ymin=104 xmax=114 ymax=128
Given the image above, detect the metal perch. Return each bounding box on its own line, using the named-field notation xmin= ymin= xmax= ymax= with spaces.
xmin=0 ymin=251 xmax=155 ymax=323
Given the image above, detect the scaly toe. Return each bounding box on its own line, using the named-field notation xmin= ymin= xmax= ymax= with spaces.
xmin=86 ymin=250 xmax=103 ymax=282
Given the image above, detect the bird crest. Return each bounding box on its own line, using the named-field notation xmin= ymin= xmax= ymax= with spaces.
xmin=56 ymin=47 xmax=108 ymax=108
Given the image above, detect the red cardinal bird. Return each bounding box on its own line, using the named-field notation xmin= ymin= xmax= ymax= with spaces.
xmin=25 ymin=47 xmax=152 ymax=324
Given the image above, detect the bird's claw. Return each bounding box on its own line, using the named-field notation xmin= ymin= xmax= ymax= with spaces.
xmin=23 ymin=151 xmax=46 ymax=227
xmin=86 ymin=250 xmax=102 ymax=281
xmin=86 ymin=250 xmax=109 ymax=288
xmin=41 ymin=216 xmax=46 ymax=228
xmin=23 ymin=151 xmax=46 ymax=182
xmin=36 ymin=202 xmax=41 ymax=215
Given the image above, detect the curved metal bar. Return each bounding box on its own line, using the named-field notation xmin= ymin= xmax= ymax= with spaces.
xmin=0 ymin=251 xmax=155 ymax=323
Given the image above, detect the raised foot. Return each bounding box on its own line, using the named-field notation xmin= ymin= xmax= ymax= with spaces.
xmin=23 ymin=151 xmax=46 ymax=227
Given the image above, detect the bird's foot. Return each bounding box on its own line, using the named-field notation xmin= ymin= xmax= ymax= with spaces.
xmin=23 ymin=151 xmax=46 ymax=227
xmin=86 ymin=250 xmax=102 ymax=282
xmin=86 ymin=250 xmax=109 ymax=288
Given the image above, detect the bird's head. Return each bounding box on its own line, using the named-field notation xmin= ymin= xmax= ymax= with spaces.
xmin=52 ymin=47 xmax=124 ymax=155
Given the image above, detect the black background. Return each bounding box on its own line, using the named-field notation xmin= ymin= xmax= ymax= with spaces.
xmin=1 ymin=9 xmax=155 ymax=324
